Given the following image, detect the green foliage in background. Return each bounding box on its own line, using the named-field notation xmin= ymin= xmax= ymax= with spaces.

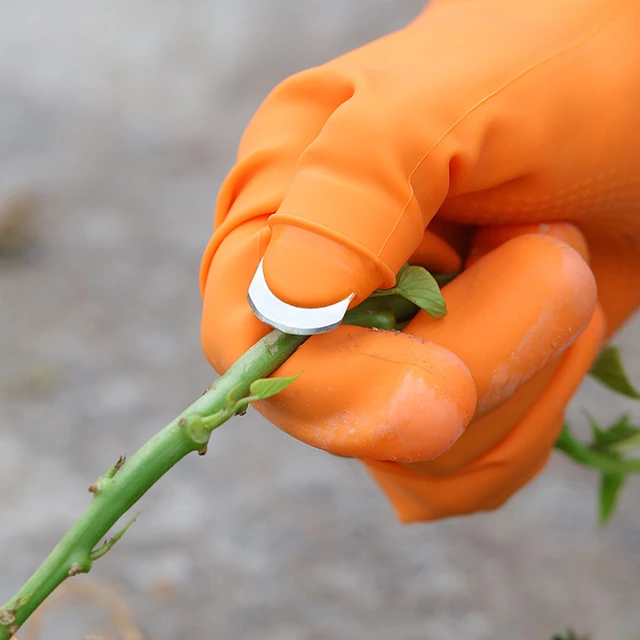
xmin=555 ymin=345 xmax=640 ymax=525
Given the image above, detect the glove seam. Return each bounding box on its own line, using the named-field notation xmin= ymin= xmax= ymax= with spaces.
xmin=268 ymin=212 xmax=397 ymax=289
xmin=379 ymin=0 xmax=632 ymax=257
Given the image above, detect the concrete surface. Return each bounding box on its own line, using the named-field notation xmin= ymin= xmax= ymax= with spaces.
xmin=0 ymin=1 xmax=639 ymax=639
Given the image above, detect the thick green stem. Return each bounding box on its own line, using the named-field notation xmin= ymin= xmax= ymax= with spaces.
xmin=0 ymin=303 xmax=397 ymax=639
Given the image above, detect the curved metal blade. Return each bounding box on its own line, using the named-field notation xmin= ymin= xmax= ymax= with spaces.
xmin=247 ymin=259 xmax=353 ymax=335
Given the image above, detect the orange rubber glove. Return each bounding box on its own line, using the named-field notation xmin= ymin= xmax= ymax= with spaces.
xmin=200 ymin=0 xmax=640 ymax=522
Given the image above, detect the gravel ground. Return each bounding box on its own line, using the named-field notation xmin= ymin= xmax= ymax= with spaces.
xmin=1 ymin=2 xmax=639 ymax=639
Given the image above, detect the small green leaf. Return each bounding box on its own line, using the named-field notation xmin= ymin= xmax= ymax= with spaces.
xmin=557 ymin=419 xmax=640 ymax=526
xmin=612 ymin=430 xmax=640 ymax=453
xmin=586 ymin=414 xmax=606 ymax=447
xmin=550 ymin=631 xmax=590 ymax=640
xmin=590 ymin=414 xmax=640 ymax=453
xmin=589 ymin=345 xmax=640 ymax=399
xmin=396 ymin=265 xmax=447 ymax=319
xmin=599 ymin=472 xmax=626 ymax=526
xmin=395 ymin=263 xmax=410 ymax=280
xmin=249 ymin=374 xmax=301 ymax=401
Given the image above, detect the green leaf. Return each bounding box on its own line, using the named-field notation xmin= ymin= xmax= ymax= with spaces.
xmin=249 ymin=374 xmax=301 ymax=401
xmin=586 ymin=414 xmax=607 ymax=447
xmin=550 ymin=631 xmax=590 ymax=640
xmin=395 ymin=263 xmax=410 ymax=280
xmin=395 ymin=265 xmax=447 ymax=319
xmin=557 ymin=419 xmax=640 ymax=527
xmin=599 ymin=472 xmax=626 ymax=526
xmin=589 ymin=345 xmax=640 ymax=399
xmin=590 ymin=414 xmax=640 ymax=453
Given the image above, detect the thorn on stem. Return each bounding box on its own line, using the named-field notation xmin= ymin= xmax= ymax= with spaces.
xmin=89 ymin=513 xmax=139 ymax=562
xmin=198 ymin=445 xmax=208 ymax=456
xmin=88 ymin=483 xmax=100 ymax=494
xmin=202 ymin=383 xmax=215 ymax=396
xmin=106 ymin=455 xmax=127 ymax=479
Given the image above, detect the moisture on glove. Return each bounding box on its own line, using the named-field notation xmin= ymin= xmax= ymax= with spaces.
xmin=200 ymin=0 xmax=640 ymax=522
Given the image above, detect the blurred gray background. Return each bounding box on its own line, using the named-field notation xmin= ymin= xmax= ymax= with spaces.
xmin=1 ymin=1 xmax=639 ymax=639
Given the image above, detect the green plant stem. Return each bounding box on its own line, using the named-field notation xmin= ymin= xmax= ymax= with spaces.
xmin=0 ymin=329 xmax=309 ymax=639
xmin=0 ymin=303 xmax=397 ymax=639
xmin=555 ymin=426 xmax=640 ymax=475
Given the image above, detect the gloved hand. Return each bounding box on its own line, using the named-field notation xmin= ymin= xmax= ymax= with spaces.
xmin=200 ymin=0 xmax=640 ymax=522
